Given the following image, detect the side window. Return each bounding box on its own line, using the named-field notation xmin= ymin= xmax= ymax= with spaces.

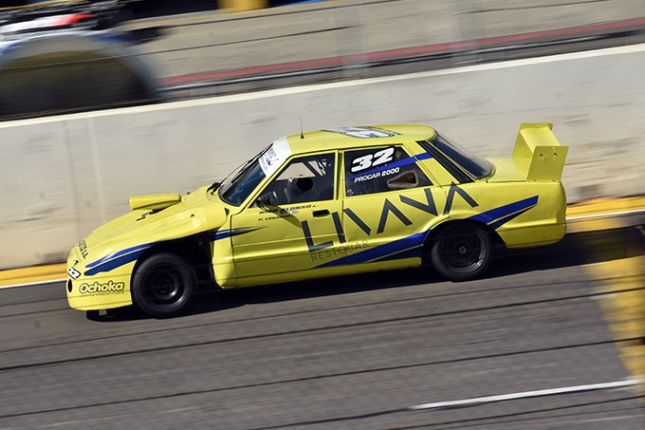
xmin=255 ymin=153 xmax=335 ymax=206
xmin=344 ymin=146 xmax=432 ymax=197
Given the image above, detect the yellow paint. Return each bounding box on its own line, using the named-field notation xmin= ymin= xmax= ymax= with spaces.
xmin=513 ymin=123 xmax=568 ymax=181
xmin=567 ymin=215 xmax=623 ymax=234
xmin=129 ymin=193 xmax=181 ymax=211
xmin=0 ymin=264 xmax=66 ymax=287
xmin=566 ymin=196 xmax=645 ymax=233
xmin=218 ymin=0 xmax=268 ymax=12
xmin=56 ymin=123 xmax=568 ymax=312
xmin=567 ymin=196 xmax=645 ymax=217
xmin=581 ymin=212 xmax=645 ymax=393
xmin=589 ymin=257 xmax=645 ymax=389
xmin=1 ymin=198 xmax=642 ymax=289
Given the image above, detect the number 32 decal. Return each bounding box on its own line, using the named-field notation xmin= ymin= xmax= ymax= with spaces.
xmin=351 ymin=147 xmax=395 ymax=173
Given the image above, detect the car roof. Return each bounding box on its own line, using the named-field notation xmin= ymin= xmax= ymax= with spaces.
xmin=284 ymin=124 xmax=437 ymax=154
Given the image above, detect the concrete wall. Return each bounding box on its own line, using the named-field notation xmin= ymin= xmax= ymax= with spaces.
xmin=1 ymin=44 xmax=644 ymax=270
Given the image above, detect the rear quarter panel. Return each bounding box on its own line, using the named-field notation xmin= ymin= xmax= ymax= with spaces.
xmin=450 ymin=180 xmax=566 ymax=248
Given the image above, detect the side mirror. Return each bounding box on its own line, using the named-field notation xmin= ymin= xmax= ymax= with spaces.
xmin=256 ymin=191 xmax=277 ymax=207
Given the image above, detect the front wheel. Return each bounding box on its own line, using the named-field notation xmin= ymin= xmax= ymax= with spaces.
xmin=430 ymin=224 xmax=492 ymax=282
xmin=132 ymin=253 xmax=197 ymax=318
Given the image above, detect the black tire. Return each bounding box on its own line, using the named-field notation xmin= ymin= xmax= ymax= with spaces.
xmin=132 ymin=253 xmax=197 ymax=318
xmin=430 ymin=224 xmax=492 ymax=282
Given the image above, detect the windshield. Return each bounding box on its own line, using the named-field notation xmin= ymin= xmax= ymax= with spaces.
xmin=429 ymin=133 xmax=494 ymax=179
xmin=218 ymin=138 xmax=292 ymax=206
xmin=218 ymin=148 xmax=269 ymax=206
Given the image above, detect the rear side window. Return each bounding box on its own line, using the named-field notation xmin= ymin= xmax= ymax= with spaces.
xmin=419 ymin=133 xmax=494 ymax=181
xmin=344 ymin=146 xmax=432 ymax=197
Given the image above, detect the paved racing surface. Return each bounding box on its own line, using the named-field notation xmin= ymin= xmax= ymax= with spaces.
xmin=1 ymin=228 xmax=644 ymax=429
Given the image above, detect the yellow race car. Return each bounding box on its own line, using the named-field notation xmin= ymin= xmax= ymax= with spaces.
xmin=66 ymin=123 xmax=568 ymax=318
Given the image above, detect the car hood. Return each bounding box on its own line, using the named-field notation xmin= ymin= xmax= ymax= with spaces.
xmin=73 ymin=186 xmax=227 ymax=271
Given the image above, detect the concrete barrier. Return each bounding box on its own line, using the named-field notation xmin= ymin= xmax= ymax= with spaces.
xmin=1 ymin=44 xmax=644 ymax=269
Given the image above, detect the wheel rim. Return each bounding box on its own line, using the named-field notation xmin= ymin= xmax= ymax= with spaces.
xmin=140 ymin=263 xmax=188 ymax=310
xmin=440 ymin=230 xmax=486 ymax=274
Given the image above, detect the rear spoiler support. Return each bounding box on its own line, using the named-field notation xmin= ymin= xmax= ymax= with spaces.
xmin=512 ymin=123 xmax=568 ymax=182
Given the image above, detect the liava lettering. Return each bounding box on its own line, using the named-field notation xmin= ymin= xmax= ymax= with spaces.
xmin=302 ymin=184 xmax=478 ymax=253
xmin=310 ymin=240 xmax=370 ymax=262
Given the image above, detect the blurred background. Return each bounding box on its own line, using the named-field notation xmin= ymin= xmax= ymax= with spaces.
xmin=1 ymin=0 xmax=645 ymax=119
xmin=0 ymin=1 xmax=644 ymax=429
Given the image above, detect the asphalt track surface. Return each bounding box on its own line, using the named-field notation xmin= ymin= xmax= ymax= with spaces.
xmin=1 ymin=223 xmax=645 ymax=429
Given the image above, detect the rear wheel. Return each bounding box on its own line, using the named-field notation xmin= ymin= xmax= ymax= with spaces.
xmin=132 ymin=253 xmax=197 ymax=318
xmin=430 ymin=224 xmax=492 ymax=281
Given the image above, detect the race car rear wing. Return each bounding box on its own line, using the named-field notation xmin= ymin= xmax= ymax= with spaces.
xmin=512 ymin=123 xmax=568 ymax=182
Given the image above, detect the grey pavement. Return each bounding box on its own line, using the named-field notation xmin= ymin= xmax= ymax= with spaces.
xmin=122 ymin=0 xmax=645 ymax=78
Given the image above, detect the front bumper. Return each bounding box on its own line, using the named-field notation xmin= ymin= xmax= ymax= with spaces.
xmin=66 ymin=243 xmax=134 ymax=311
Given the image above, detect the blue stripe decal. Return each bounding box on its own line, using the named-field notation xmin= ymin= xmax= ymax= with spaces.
xmin=316 ymin=231 xmax=427 ymax=268
xmin=346 ymin=153 xmax=432 ymax=182
xmin=488 ymin=206 xmax=534 ymax=230
xmin=213 ymin=227 xmax=263 ymax=241
xmin=84 ymin=249 xmax=148 ymax=276
xmin=468 ymin=196 xmax=538 ymax=228
xmin=370 ymin=246 xmax=423 ymax=263
xmin=86 ymin=242 xmax=157 ymax=270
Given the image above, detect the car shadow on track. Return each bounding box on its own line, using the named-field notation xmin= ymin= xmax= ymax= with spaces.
xmin=225 ymin=225 xmax=644 ymax=300
xmin=91 ymin=225 xmax=645 ymax=321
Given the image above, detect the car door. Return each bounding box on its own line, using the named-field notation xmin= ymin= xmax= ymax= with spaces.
xmin=229 ymin=152 xmax=343 ymax=284
xmin=334 ymin=145 xmax=447 ymax=269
